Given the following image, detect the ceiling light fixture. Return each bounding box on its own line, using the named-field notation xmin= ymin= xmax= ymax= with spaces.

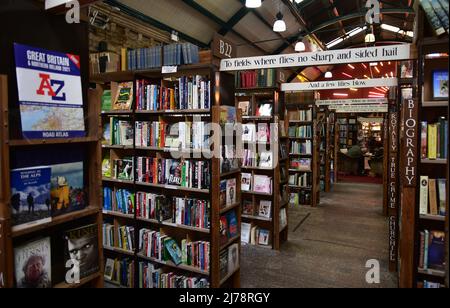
xmin=246 ymin=0 xmax=262 ymax=8
xmin=325 ymin=70 xmax=333 ymax=79
xmin=295 ymin=37 xmax=306 ymax=52
xmin=273 ymin=12 xmax=286 ymax=32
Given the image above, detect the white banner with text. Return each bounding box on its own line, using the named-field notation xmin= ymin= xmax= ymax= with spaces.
xmin=281 ymin=78 xmax=398 ymax=92
xmin=316 ymin=98 xmax=388 ymax=106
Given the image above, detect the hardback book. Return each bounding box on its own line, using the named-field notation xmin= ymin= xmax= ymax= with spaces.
xmin=221 ymin=146 xmax=239 ymax=173
xmin=167 ymin=160 xmax=183 ymax=186
xmin=256 ymin=104 xmax=273 ymax=117
xmin=428 ymin=179 xmax=438 ymax=215
xmin=104 ymin=258 xmax=115 ymax=281
xmin=431 ymin=0 xmax=449 ymax=33
xmin=220 ymin=215 xmax=229 ymax=245
xmin=227 ymin=211 xmax=238 ymax=238
xmin=257 ymin=123 xmax=270 ymax=142
xmin=242 ymin=124 xmax=256 ymax=142
xmin=114 ymin=158 xmax=134 ymax=181
xmin=164 ymin=238 xmax=183 ymax=266
xmin=280 ymin=208 xmax=287 ymax=229
xmin=420 ymin=0 xmax=446 ymax=36
xmin=219 ymin=250 xmax=228 ymax=279
xmin=427 ymin=231 xmax=445 ymax=270
xmin=102 ymin=122 xmax=111 ymax=145
xmin=258 ymin=201 xmax=272 ymax=219
xmin=241 ymin=173 xmax=252 ymax=192
xmin=101 ymin=90 xmax=112 ymax=111
xmin=437 ymin=179 xmax=446 ymax=216
xmin=50 ymin=161 xmax=86 ymax=217
xmin=253 ymin=175 xmax=272 ymax=194
xmin=400 ymin=61 xmax=414 ymax=78
xmin=279 ymin=120 xmax=287 ymax=137
xmin=219 ymin=180 xmax=227 ymax=209
xmin=238 ymin=101 xmax=251 ymax=116
xmin=227 ymin=244 xmax=239 ymax=274
xmin=419 ymin=176 xmax=429 ymax=215
xmin=258 ymin=229 xmax=270 ymax=246
xmin=102 ymin=155 xmax=111 ymax=178
xmin=421 ymin=122 xmax=428 ymax=159
xmin=259 ymin=151 xmax=273 ymax=169
xmin=113 ymin=82 xmax=134 ymax=110
xmin=14 ymin=237 xmax=52 ymax=288
xmin=10 ymin=166 xmax=52 ymax=232
xmin=226 ymin=178 xmax=237 ymax=206
xmin=241 ymin=223 xmax=252 ymax=244
xmin=242 ymin=200 xmax=255 ymax=216
xmin=64 ymin=224 xmax=99 ymax=280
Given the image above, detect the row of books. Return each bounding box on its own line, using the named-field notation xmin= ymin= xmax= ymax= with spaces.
xmin=242 ymin=200 xmax=272 ymax=219
xmin=127 ymin=46 xmax=163 ymax=71
xmin=241 ymin=223 xmax=271 ymax=246
xmin=242 ymin=123 xmax=272 ymax=143
xmin=236 ymin=69 xmax=278 ymax=89
xmin=242 ymin=150 xmax=274 ymax=169
xmin=135 ymin=76 xmax=210 ymax=111
xmin=103 ymin=188 xmax=135 ymax=215
xmin=138 ymin=230 xmax=210 ymax=271
xmin=288 ymin=109 xmax=313 ymax=122
xmin=290 ymin=159 xmax=312 ymax=171
xmin=241 ymin=174 xmax=273 ymax=194
xmin=104 ymin=118 xmax=133 ymax=146
xmin=420 ymin=0 xmax=449 ymax=36
xmin=135 ymin=121 xmax=209 ymax=149
xmin=418 ymin=230 xmax=445 ymax=271
xmin=289 ymin=173 xmax=312 ymax=188
xmin=290 ymin=191 xmax=312 ymax=206
xmin=163 ymin=43 xmax=200 ymax=66
xmin=288 ymin=126 xmax=312 ymax=138
xmin=418 ymin=280 xmax=445 ymax=288
xmin=139 ymin=262 xmax=209 ymax=289
xmin=13 ymin=224 xmax=99 ymax=288
xmin=104 ymin=258 xmax=135 ymax=288
xmin=420 ymin=120 xmax=448 ymax=160
xmin=290 ymin=141 xmax=312 ymax=155
xmin=136 ymin=193 xmax=210 ymax=230
xmin=220 ymin=210 xmax=239 ymax=245
xmin=419 ymin=177 xmax=447 ymax=216
xmin=136 ymin=158 xmax=211 ymax=189
xmin=103 ymin=224 xmax=136 ymax=252
xmin=219 ymin=244 xmax=240 ymax=280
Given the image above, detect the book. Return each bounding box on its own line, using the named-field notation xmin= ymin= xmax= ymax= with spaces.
xmin=280 ymin=208 xmax=287 ymax=229
xmin=10 ymin=166 xmax=52 ymax=232
xmin=428 ymin=179 xmax=438 ymax=215
xmin=114 ymin=158 xmax=134 ymax=181
xmin=420 ymin=0 xmax=446 ymax=36
xmin=432 ymin=70 xmax=449 ymax=99
xmin=64 ymin=224 xmax=99 ymax=279
xmin=242 ymin=200 xmax=255 ymax=216
xmin=256 ymin=104 xmax=273 ymax=117
xmin=104 ymin=258 xmax=115 ymax=281
xmin=259 ymin=151 xmax=273 ymax=168
xmin=14 ymin=237 xmax=52 ymax=288
xmin=242 ymin=124 xmax=256 ymax=142
xmin=102 ymin=156 xmax=111 ymax=178
xmin=113 ymin=82 xmax=134 ymax=110
xmin=421 ymin=122 xmax=428 ymax=159
xmin=431 ymin=0 xmax=449 ymax=33
xmin=164 ymin=238 xmax=183 ymax=266
xmin=219 ymin=180 xmax=227 ymax=209
xmin=257 ymin=123 xmax=270 ymax=142
xmin=219 ymin=250 xmax=228 ymax=279
xmin=258 ymin=229 xmax=270 ymax=246
xmin=219 ymin=215 xmax=229 ymax=245
xmin=101 ymin=90 xmax=112 ymax=111
xmin=226 ymin=178 xmax=237 ymax=206
xmin=241 ymin=173 xmax=252 ymax=191
xmin=227 ymin=244 xmax=239 ymax=274
xmin=258 ymin=200 xmax=272 ymax=219
xmin=400 ymin=61 xmax=414 ymax=78
xmin=227 ymin=211 xmax=238 ymax=238
xmin=50 ymin=161 xmax=86 ymax=217
xmin=238 ymin=101 xmax=251 ymax=116
xmin=427 ymin=231 xmax=445 ymax=270
xmin=253 ymin=175 xmax=272 ymax=194
xmin=437 ymin=179 xmax=446 ymax=216
xmin=419 ymin=176 xmax=429 ymax=215
xmin=102 ymin=122 xmax=111 ymax=145
xmin=241 ymin=223 xmax=252 ymax=244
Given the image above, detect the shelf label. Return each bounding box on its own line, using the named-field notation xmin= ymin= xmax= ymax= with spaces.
xmin=317 ymin=98 xmax=388 ymax=106
xmin=389 ymin=215 xmax=397 ymax=266
xmin=212 ymin=34 xmax=237 ymax=60
xmin=402 ymin=98 xmax=418 ymax=187
xmin=162 ymin=66 xmax=178 ymax=74
xmin=282 ymin=78 xmax=398 ymax=92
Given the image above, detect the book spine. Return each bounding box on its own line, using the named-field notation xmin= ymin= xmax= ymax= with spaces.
xmin=419 ymin=176 xmax=429 ymax=215
xmin=420 ymin=0 xmax=446 ymax=35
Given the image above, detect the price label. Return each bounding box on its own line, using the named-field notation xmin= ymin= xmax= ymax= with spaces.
xmin=162 ymin=66 xmax=178 ymax=74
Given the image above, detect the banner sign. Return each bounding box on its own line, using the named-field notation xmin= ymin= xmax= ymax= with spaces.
xmin=316 ymin=98 xmax=388 ymax=106
xmin=220 ymin=44 xmax=411 ymax=71
xmin=14 ymin=43 xmax=85 ymax=139
xmin=331 ymin=105 xmax=388 ymax=113
xmin=281 ymin=78 xmax=398 ymax=92
xmin=402 ymin=98 xmax=418 ymax=187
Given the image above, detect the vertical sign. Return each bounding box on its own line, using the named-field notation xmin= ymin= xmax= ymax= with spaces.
xmin=388 ymin=103 xmax=399 ymax=271
xmin=402 ymin=98 xmax=418 ymax=187
xmin=212 ymin=34 xmax=237 ymax=60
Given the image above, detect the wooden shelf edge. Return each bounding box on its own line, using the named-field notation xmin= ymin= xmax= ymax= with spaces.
xmin=103 ymin=245 xmax=135 ymax=256
xmin=102 ymin=178 xmax=134 ymax=185
xmin=8 ymin=136 xmax=99 ymax=147
xmin=136 ymin=217 xmax=210 ymax=234
xmin=54 ymin=272 xmax=102 ymax=289
xmin=220 ymin=266 xmax=240 ymax=286
xmin=417 ymin=268 xmax=446 ymax=278
xmin=420 ymin=159 xmax=448 ymax=165
xmin=422 ymin=101 xmax=448 ymax=107
xmin=220 ymin=203 xmax=241 ymax=215
xmin=136 ymin=253 xmax=209 ymax=276
xmin=12 ymin=206 xmax=100 ymax=238
xmin=241 ymin=215 xmax=272 ymax=222
xmin=102 ymin=210 xmax=134 ymax=219
xmin=135 ymin=182 xmax=210 ymax=194
xmin=419 ymin=214 xmax=446 ymax=222
xmin=220 ymin=235 xmax=241 ymax=252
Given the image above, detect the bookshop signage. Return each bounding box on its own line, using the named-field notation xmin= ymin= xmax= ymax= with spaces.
xmin=402 ymin=98 xmax=418 ymax=187
xmin=389 ymin=216 xmax=397 ymax=265
xmin=212 ymin=34 xmax=237 ymax=59
xmin=220 ymin=44 xmax=411 ymax=71
xmin=14 ymin=43 xmax=85 ymax=139
xmin=332 ymin=105 xmax=388 ymax=113
xmin=389 ymin=111 xmax=399 ymax=153
xmin=281 ymin=78 xmax=398 ymax=92
xmin=316 ymin=98 xmax=388 ymax=106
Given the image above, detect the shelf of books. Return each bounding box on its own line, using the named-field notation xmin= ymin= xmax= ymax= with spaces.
xmin=95 ymin=62 xmax=241 ymax=288
xmin=0 ymin=73 xmax=104 ymax=288
xmin=236 ymin=81 xmax=289 ymax=251
xmin=414 ymin=25 xmax=448 ymax=288
xmin=317 ymin=106 xmax=333 ymax=193
xmin=285 ymin=92 xmax=319 ymax=208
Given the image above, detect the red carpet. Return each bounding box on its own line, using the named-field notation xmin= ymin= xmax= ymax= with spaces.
xmin=338 ymin=175 xmax=383 ymax=185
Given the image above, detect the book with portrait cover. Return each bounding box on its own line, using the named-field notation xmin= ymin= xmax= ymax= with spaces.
xmin=10 ymin=166 xmax=52 ymax=232
xmin=226 ymin=178 xmax=237 ymax=206
xmin=227 ymin=244 xmax=239 ymax=274
xmin=64 ymin=224 xmax=99 ymax=280
xmin=14 ymin=237 xmax=51 ymax=288
xmin=50 ymin=161 xmax=86 ymax=217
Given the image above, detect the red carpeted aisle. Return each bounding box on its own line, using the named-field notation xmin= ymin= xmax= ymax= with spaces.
xmin=338 ymin=175 xmax=383 ymax=185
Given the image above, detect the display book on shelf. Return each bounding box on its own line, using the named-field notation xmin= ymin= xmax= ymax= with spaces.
xmin=285 ymin=91 xmax=319 ymax=208
xmin=0 ymin=74 xmax=104 ymax=288
xmin=95 ymin=63 xmax=241 ymax=288
xmin=236 ymin=81 xmax=289 ymax=251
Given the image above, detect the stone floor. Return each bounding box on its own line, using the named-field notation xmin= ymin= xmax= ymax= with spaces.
xmin=240 ymin=182 xmax=398 ymax=288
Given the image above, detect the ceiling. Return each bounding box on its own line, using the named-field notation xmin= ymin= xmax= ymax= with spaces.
xmin=99 ymin=0 xmax=416 ymax=80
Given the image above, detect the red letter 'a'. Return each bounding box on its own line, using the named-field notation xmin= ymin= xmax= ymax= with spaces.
xmin=36 ymin=73 xmax=55 ymax=96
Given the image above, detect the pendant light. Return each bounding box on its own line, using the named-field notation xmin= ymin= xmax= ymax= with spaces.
xmin=295 ymin=37 xmax=306 ymax=52
xmin=325 ymin=70 xmax=333 ymax=79
xmin=273 ymin=12 xmax=286 ymax=32
xmin=245 ymin=0 xmax=262 ymax=8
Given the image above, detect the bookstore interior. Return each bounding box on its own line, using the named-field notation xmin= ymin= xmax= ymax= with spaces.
xmin=0 ymin=0 xmax=448 ymax=290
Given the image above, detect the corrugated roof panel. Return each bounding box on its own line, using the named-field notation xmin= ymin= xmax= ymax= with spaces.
xmin=233 ymin=13 xmax=280 ymax=48
xmin=194 ymin=0 xmax=243 ymax=22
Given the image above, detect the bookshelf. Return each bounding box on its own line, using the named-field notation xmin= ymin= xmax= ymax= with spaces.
xmin=236 ymin=86 xmax=288 ymax=251
xmin=317 ymin=106 xmax=334 ymax=193
xmin=94 ymin=63 xmax=241 ymax=288
xmin=286 ymin=92 xmax=319 ymax=208
xmin=0 ymin=74 xmax=104 ymax=288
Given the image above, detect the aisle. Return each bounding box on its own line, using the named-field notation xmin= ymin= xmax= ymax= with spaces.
xmin=240 ymin=183 xmax=397 ymax=288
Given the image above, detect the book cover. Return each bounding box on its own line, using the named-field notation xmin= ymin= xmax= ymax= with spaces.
xmin=242 ymin=200 xmax=255 ymax=216
xmin=428 ymin=179 xmax=438 ymax=215
xmin=431 ymin=0 xmax=449 ymax=33
xmin=241 ymin=223 xmax=252 ymax=244
xmin=10 ymin=166 xmax=52 ymax=231
xmin=64 ymin=224 xmax=99 ymax=280
xmin=241 ymin=173 xmax=252 ymax=192
xmin=226 ymin=178 xmax=237 ymax=206
xmin=432 ymin=70 xmax=448 ymax=99
xmin=256 ymin=104 xmax=273 ymax=117
xmin=258 ymin=200 xmax=272 ymax=219
xmin=219 ymin=180 xmax=227 ymax=209
xmin=437 ymin=179 xmax=446 ymax=216
xmin=14 ymin=237 xmax=51 ymax=288
xmin=104 ymin=258 xmax=115 ymax=281
xmin=257 ymin=123 xmax=270 ymax=142
xmin=280 ymin=208 xmax=287 ymax=229
xmin=113 ymin=82 xmax=134 ymax=110
xmin=238 ymin=101 xmax=251 ymax=116
xmin=242 ymin=124 xmax=256 ymax=142
xmin=14 ymin=43 xmax=85 ymax=139
xmin=421 ymin=122 xmax=428 ymax=159
xmin=400 ymin=61 xmax=414 ymax=78
xmin=258 ymin=229 xmax=270 ymax=246
xmin=164 ymin=238 xmax=183 ymax=266
xmin=227 ymin=211 xmax=238 ymax=238
xmin=420 ymin=0 xmax=446 ymax=35
xmin=219 ymin=250 xmax=228 ymax=279
xmin=259 ymin=151 xmax=273 ymax=168
xmin=219 ymin=215 xmax=229 ymax=245
xmin=227 ymin=244 xmax=239 ymax=275
xmin=167 ymin=160 xmax=183 ymax=186
xmin=427 ymin=231 xmax=445 ymax=270
xmin=419 ymin=176 xmax=429 ymax=215
xmin=115 ymin=159 xmax=134 ymax=181
xmin=102 ymin=156 xmax=111 ymax=178
xmin=102 ymin=122 xmax=111 ymax=145
xmin=101 ymin=90 xmax=112 ymax=111
xmin=253 ymin=175 xmax=272 ymax=194
xmin=50 ymin=161 xmax=86 ymax=217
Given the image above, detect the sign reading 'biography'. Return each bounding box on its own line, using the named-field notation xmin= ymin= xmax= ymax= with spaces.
xmin=14 ymin=43 xmax=85 ymax=139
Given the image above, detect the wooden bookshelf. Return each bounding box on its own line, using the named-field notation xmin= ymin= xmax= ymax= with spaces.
xmin=236 ymin=86 xmax=288 ymax=250
xmin=286 ymin=91 xmax=319 ymax=208
xmin=94 ymin=63 xmax=241 ymax=288
xmin=0 ymin=73 xmax=104 ymax=288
